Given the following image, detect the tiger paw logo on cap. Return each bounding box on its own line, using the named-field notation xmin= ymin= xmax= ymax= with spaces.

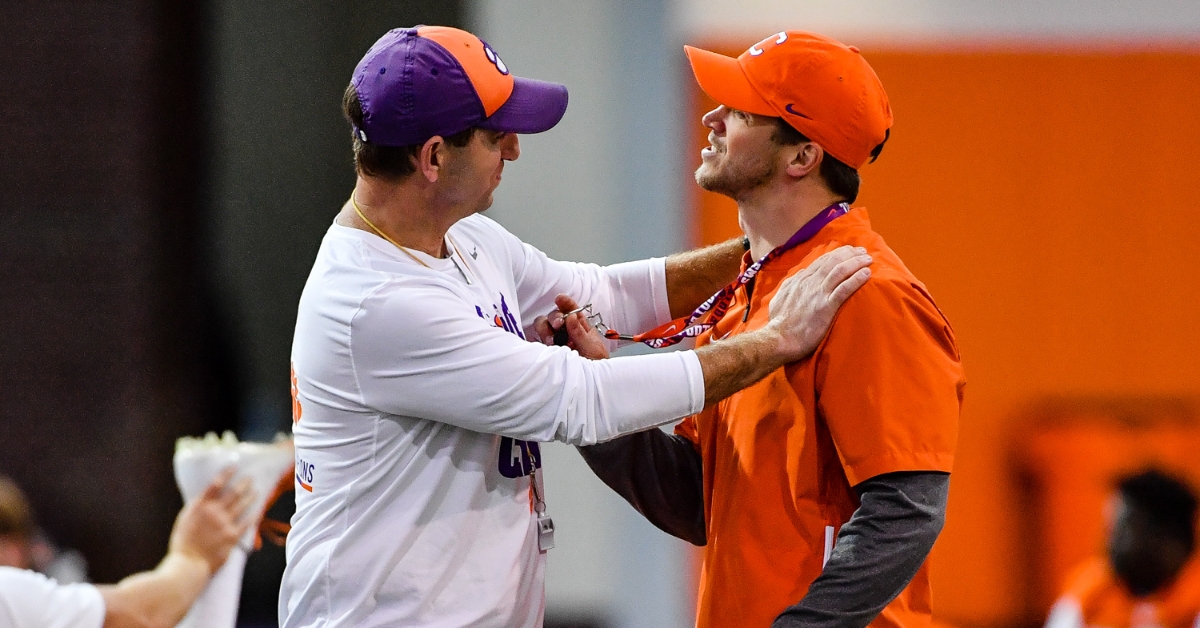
xmin=482 ymin=43 xmax=509 ymax=75
xmin=748 ymin=31 xmax=788 ymax=56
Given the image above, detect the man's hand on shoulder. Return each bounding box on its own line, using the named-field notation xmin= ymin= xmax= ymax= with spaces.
xmin=762 ymin=245 xmax=873 ymax=362
xmin=695 ymin=245 xmax=871 ymax=407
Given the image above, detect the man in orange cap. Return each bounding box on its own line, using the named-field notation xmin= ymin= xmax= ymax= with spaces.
xmin=571 ymin=31 xmax=966 ymax=627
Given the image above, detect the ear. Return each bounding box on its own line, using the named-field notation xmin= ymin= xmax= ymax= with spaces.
xmin=783 ymin=142 xmax=822 ymax=180
xmin=417 ymin=136 xmax=446 ymax=183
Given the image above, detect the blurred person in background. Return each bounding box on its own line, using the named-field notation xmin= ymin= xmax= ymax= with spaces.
xmin=0 ymin=476 xmax=88 ymax=583
xmin=0 ymin=475 xmax=35 ymax=570
xmin=0 ymin=469 xmax=253 ymax=628
xmin=1046 ymin=469 xmax=1200 ymax=628
xmin=571 ymin=30 xmax=965 ymax=628
xmin=282 ymin=24 xmax=872 ymax=628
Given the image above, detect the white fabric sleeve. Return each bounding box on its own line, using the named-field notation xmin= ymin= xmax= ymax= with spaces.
xmin=1044 ymin=598 xmax=1084 ymax=628
xmin=0 ymin=567 xmax=105 ymax=628
xmin=174 ymin=547 xmax=247 ymax=628
xmin=352 ymin=283 xmax=704 ymax=445
xmin=503 ymin=231 xmax=673 ymax=336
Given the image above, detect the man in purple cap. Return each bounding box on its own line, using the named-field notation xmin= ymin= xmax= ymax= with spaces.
xmin=281 ymin=26 xmax=873 ymax=627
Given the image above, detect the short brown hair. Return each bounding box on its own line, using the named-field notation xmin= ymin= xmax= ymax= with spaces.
xmin=0 ymin=476 xmax=33 ymax=540
xmin=342 ymin=83 xmax=476 ymax=180
xmin=771 ymin=119 xmax=861 ymax=204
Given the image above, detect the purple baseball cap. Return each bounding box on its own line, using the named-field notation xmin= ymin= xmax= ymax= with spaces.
xmin=351 ymin=26 xmax=569 ymax=147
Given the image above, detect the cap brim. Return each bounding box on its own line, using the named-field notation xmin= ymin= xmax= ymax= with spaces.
xmin=478 ymin=77 xmax=568 ymax=134
xmin=684 ymin=46 xmax=775 ymax=116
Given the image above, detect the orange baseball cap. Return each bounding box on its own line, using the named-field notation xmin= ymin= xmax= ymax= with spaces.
xmin=685 ymin=31 xmax=892 ymax=169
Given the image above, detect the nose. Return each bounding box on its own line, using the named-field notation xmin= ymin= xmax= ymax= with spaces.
xmin=701 ymin=105 xmax=726 ymax=133
xmin=501 ymin=133 xmax=520 ymax=161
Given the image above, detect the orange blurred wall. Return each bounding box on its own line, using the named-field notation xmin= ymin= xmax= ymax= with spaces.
xmin=687 ymin=47 xmax=1200 ymax=627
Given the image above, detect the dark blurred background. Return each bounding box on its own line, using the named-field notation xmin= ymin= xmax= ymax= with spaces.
xmin=0 ymin=1 xmax=460 ymax=625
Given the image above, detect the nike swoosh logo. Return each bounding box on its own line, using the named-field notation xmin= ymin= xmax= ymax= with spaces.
xmin=785 ymin=103 xmax=812 ymax=120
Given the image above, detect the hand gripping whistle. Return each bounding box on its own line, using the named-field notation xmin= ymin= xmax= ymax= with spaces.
xmin=553 ymin=304 xmax=633 ymax=346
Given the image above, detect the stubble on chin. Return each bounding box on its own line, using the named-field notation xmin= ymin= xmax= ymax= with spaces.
xmin=694 ymin=164 xmax=726 ymax=195
xmin=695 ymin=159 xmax=775 ymax=200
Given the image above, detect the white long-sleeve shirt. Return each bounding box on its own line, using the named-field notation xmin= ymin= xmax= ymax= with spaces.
xmin=280 ymin=214 xmax=705 ymax=628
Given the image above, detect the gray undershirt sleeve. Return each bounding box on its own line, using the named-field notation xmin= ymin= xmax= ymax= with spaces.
xmin=576 ymin=428 xmax=706 ymax=546
xmin=578 ymin=435 xmax=950 ymax=626
xmin=772 ymin=471 xmax=950 ymax=628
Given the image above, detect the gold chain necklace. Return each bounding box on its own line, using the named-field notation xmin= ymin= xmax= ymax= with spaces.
xmin=350 ymin=195 xmax=432 ymax=269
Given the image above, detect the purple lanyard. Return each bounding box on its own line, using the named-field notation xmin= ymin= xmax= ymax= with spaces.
xmin=604 ymin=202 xmax=851 ymax=348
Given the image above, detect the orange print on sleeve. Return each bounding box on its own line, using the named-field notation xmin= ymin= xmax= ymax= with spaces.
xmin=291 ymin=364 xmax=303 ymax=424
